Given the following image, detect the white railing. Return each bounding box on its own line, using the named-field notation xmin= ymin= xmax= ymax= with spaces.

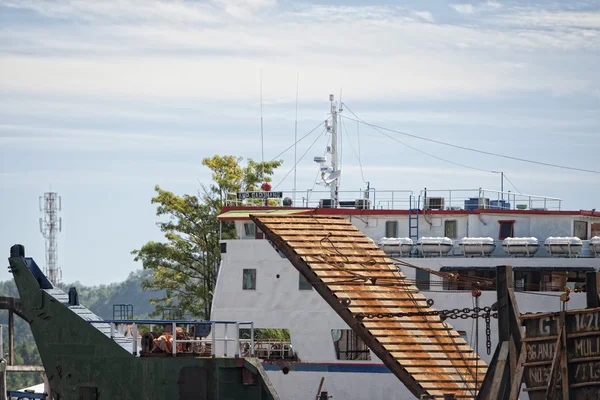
xmin=90 ymin=319 xmax=255 ymax=358
xmin=419 ymin=188 xmax=562 ymax=211
xmin=225 ymin=189 xmax=414 ymax=210
xmin=224 ymin=187 xmax=562 ymax=211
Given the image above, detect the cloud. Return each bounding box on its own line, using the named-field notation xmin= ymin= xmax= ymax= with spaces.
xmin=1 ymin=2 xmax=599 ymax=104
xmin=451 ymin=4 xmax=475 ymax=15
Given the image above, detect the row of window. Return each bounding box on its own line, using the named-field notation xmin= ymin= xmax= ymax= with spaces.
xmin=243 ymin=269 xmax=312 ymax=291
xmin=440 ymin=268 xmax=592 ymax=292
xmin=386 ymin=220 xmax=598 ymax=240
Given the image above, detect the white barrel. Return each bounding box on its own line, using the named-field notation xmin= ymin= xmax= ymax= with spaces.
xmin=544 ymin=237 xmax=583 ymax=257
xmin=378 ymin=237 xmax=413 ymax=256
xmin=458 ymin=237 xmax=495 ymax=257
xmin=502 ymin=237 xmax=540 ymax=257
xmin=417 ymin=237 xmax=453 ymax=256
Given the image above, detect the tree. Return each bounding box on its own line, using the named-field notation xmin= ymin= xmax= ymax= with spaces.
xmin=133 ymin=156 xmax=282 ymax=319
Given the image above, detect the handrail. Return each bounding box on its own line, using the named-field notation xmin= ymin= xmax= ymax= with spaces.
xmin=89 ymin=319 xmax=255 ymax=358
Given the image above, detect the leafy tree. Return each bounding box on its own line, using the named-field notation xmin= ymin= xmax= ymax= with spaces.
xmin=133 ymin=156 xmax=282 ymax=319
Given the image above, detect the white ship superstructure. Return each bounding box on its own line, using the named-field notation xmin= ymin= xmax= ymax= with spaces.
xmin=211 ymin=95 xmax=599 ymax=399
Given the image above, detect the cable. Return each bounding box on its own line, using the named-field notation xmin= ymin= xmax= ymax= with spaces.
xmin=342 ymin=103 xmax=600 ymax=175
xmin=503 ymin=174 xmax=522 ymax=195
xmin=269 ymin=120 xmax=327 ymax=162
xmin=273 ymin=128 xmax=327 ymax=189
xmin=341 ymin=118 xmax=367 ymax=183
xmin=342 ymin=105 xmax=495 ymax=174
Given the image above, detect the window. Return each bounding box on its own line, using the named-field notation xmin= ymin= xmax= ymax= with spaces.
xmin=574 ymin=221 xmax=588 ymax=240
xmin=243 ymin=222 xmax=255 ymax=237
xmin=444 ymin=220 xmax=457 ymax=239
xmin=385 ymin=220 xmax=398 ymax=237
xmin=498 ymin=220 xmax=515 ymax=240
xmin=442 ymin=268 xmax=496 ymax=290
xmin=416 ymin=269 xmax=430 ymax=291
xmin=331 ymin=329 xmax=371 ymax=361
xmin=514 ymin=269 xmax=589 ymax=292
xmin=299 ymin=273 xmax=312 ymax=290
xmin=592 ymin=223 xmax=600 ymax=238
xmin=242 ymin=269 xmax=256 ymax=290
xmin=239 ymin=328 xmax=295 ymax=360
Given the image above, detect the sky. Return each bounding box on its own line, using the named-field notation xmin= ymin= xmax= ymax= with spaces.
xmin=0 ymin=0 xmax=598 ymax=285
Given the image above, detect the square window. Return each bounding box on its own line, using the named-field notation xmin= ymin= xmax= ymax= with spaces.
xmin=299 ymin=273 xmax=312 ymax=290
xmin=385 ymin=220 xmax=398 ymax=237
xmin=444 ymin=220 xmax=457 ymax=239
xmin=243 ymin=222 xmax=255 ymax=237
xmin=331 ymin=329 xmax=371 ymax=361
xmin=574 ymin=221 xmax=588 ymax=240
xmin=416 ymin=269 xmax=430 ymax=291
xmin=243 ymin=269 xmax=256 ymax=290
xmin=498 ymin=220 xmax=515 ymax=240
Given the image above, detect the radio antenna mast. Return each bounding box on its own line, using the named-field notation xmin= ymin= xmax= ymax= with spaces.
xmin=39 ymin=191 xmax=62 ymax=285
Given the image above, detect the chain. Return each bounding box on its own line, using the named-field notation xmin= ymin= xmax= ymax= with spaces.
xmin=485 ymin=311 xmax=491 ymax=355
xmin=353 ymin=306 xmax=498 ymax=321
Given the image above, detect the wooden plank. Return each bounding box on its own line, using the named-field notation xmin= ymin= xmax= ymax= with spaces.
xmin=509 ymin=342 xmax=528 ymax=400
xmin=545 ymin=314 xmax=564 ymax=399
xmin=560 ymin=312 xmax=570 ymax=400
xmin=282 ymin=235 xmax=374 ymax=243
xmin=488 ymin=342 xmax=510 ymax=400
xmin=295 ymin=248 xmax=386 ymax=257
xmin=264 ymin=223 xmax=359 ymax=231
xmin=270 ymin=228 xmax=365 ymax=237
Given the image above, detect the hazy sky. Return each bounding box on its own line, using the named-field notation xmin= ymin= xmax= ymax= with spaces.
xmin=1 ymin=0 xmax=598 ymax=285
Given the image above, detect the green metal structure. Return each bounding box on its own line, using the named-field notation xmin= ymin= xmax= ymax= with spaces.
xmin=8 ymin=244 xmax=279 ymax=400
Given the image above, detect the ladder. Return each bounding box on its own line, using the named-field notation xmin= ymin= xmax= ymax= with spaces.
xmin=408 ymin=194 xmax=420 ymax=241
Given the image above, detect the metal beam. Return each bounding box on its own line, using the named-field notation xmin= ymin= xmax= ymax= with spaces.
xmin=586 ymin=272 xmax=600 ymax=309
xmin=6 ymin=365 xmax=45 ymax=372
xmin=7 ymin=311 xmax=13 ymax=366
xmin=0 ymin=359 xmax=7 ymax=400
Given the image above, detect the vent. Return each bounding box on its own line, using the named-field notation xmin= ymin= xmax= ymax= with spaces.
xmin=425 ymin=197 xmax=445 ymax=210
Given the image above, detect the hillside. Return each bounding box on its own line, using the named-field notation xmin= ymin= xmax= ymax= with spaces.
xmin=0 ymin=269 xmax=163 ymax=389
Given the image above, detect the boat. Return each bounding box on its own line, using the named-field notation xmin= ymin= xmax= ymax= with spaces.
xmin=502 ymin=237 xmax=540 ymax=257
xmin=457 ymin=237 xmax=495 ymax=257
xmin=211 ymin=95 xmax=600 ymax=399
xmin=7 ymin=245 xmax=279 ymax=400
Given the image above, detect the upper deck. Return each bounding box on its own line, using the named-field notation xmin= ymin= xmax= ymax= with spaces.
xmin=219 ymin=187 xmax=600 ymax=260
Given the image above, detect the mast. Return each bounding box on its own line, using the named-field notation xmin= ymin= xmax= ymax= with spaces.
xmin=329 ymin=94 xmax=339 ymax=207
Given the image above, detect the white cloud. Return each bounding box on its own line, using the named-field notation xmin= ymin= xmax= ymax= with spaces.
xmin=413 ymin=11 xmax=435 ymax=23
xmin=1 ymin=2 xmax=598 ymax=103
xmin=452 ymin=4 xmax=475 ymax=15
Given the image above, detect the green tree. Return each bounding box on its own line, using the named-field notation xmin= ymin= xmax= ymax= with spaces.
xmin=133 ymin=156 xmax=282 ymax=319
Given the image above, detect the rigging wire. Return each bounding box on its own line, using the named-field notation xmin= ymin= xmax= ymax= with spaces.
xmin=273 ymin=128 xmax=327 ymax=189
xmin=340 ymin=118 xmax=367 ymax=184
xmin=342 ymin=103 xmax=600 ymax=175
xmin=503 ymin=173 xmax=522 ymax=194
xmin=269 ymin=119 xmax=327 ymax=162
xmin=342 ymin=105 xmax=495 ymax=174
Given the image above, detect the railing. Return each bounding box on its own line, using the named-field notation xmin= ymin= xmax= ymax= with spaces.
xmin=419 ymin=188 xmax=562 ymax=211
xmin=89 ymin=319 xmax=254 ymax=358
xmin=224 ymin=187 xmax=562 ymax=211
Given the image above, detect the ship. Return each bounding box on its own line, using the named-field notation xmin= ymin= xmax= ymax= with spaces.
xmin=209 ymin=95 xmax=600 ymax=399
xmin=6 ymin=244 xmax=279 ymax=400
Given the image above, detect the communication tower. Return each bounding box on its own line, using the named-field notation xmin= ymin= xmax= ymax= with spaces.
xmin=39 ymin=192 xmax=62 ymax=285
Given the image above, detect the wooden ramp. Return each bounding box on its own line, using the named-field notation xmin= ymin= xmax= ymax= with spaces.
xmin=251 ymin=214 xmax=487 ymax=399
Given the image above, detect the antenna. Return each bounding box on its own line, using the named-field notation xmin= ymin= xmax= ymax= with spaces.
xmin=39 ymin=191 xmax=62 ymax=285
xmin=259 ymin=69 xmax=265 ymax=183
xmin=293 ymin=72 xmax=299 ymax=205
xmin=329 ymin=94 xmax=340 ymax=207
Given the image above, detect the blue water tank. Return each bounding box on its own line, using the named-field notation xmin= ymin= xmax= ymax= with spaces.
xmin=490 ymin=200 xmax=510 ymax=210
xmin=464 ymin=198 xmax=480 ymax=210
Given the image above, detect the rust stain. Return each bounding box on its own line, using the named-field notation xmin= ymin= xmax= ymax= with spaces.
xmin=251 ymin=214 xmax=488 ymax=398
